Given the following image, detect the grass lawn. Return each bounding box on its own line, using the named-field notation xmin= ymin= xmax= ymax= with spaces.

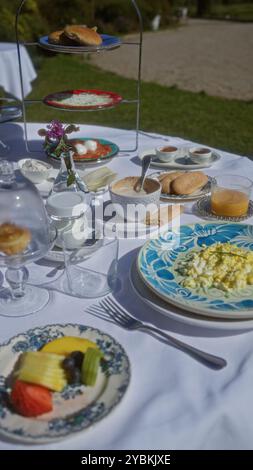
xmin=188 ymin=3 xmax=253 ymax=22
xmin=23 ymin=54 xmax=253 ymax=157
xmin=209 ymin=3 xmax=253 ymax=22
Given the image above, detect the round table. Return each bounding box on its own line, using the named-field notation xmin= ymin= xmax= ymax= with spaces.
xmin=0 ymin=43 xmax=37 ymax=100
xmin=1 ymin=123 xmax=253 ymax=450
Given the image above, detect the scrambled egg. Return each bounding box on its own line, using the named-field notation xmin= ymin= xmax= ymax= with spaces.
xmin=176 ymin=242 xmax=253 ymax=292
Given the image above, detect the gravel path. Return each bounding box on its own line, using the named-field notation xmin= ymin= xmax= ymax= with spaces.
xmin=91 ymin=19 xmax=253 ymax=101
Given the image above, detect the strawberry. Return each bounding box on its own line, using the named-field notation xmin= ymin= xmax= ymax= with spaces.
xmin=11 ymin=380 xmax=53 ymax=417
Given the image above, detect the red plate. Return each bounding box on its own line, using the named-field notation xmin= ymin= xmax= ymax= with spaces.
xmin=43 ymin=89 xmax=123 ymax=111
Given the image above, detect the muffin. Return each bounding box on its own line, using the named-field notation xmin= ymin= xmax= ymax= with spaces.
xmin=0 ymin=223 xmax=31 ymax=255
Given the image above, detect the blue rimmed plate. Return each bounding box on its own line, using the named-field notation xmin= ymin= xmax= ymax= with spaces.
xmin=0 ymin=324 xmax=130 ymax=443
xmin=47 ymin=137 xmax=119 ymax=165
xmin=39 ymin=34 xmax=122 ymax=54
xmin=137 ymin=223 xmax=253 ymax=320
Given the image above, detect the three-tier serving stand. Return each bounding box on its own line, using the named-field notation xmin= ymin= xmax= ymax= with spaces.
xmin=15 ymin=0 xmax=143 ymax=155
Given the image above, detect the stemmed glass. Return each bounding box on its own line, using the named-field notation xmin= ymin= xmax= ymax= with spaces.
xmin=0 ymin=161 xmax=57 ymax=317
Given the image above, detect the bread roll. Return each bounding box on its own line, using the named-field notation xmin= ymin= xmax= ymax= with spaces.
xmin=158 ymin=172 xmax=171 ymax=182
xmin=64 ymin=25 xmax=102 ymax=46
xmin=48 ymin=30 xmax=77 ymax=46
xmin=48 ymin=30 xmax=64 ymax=45
xmin=159 ymin=172 xmax=183 ymax=194
xmin=171 ymin=171 xmax=208 ymax=195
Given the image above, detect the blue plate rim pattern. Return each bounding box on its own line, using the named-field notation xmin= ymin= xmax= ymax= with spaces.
xmin=48 ymin=137 xmax=119 ymax=163
xmin=137 ymin=222 xmax=253 ymax=319
xmin=0 ymin=323 xmax=130 ymax=443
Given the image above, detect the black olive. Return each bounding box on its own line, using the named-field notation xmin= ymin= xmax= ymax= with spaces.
xmin=69 ymin=351 xmax=84 ymax=369
xmin=68 ymin=368 xmax=82 ymax=385
xmin=62 ymin=356 xmax=75 ymax=371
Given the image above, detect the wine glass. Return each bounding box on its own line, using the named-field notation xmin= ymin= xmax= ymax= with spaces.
xmin=0 ymin=160 xmax=57 ymax=317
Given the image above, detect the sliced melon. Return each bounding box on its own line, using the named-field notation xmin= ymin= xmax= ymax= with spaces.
xmin=17 ymin=352 xmax=67 ymax=392
xmin=41 ymin=336 xmax=98 ymax=356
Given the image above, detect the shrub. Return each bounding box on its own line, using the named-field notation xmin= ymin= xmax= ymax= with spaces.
xmin=0 ymin=0 xmax=174 ymax=42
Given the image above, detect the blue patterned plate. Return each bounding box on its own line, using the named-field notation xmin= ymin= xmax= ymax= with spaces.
xmin=137 ymin=223 xmax=253 ymax=320
xmin=0 ymin=324 xmax=130 ymax=443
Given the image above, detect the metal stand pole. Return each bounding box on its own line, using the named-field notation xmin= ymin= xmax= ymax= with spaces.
xmin=15 ymin=0 xmax=143 ymax=154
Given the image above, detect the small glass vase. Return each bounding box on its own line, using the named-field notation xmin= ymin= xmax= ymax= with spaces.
xmin=51 ymin=151 xmax=89 ymax=194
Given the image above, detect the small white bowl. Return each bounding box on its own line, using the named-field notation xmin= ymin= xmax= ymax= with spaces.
xmin=18 ymin=158 xmax=52 ymax=184
xmin=156 ymin=145 xmax=178 ymax=163
xmin=109 ymin=176 xmax=161 ymax=222
xmin=189 ymin=147 xmax=212 ymax=164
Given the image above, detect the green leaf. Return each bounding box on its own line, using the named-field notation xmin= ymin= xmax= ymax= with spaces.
xmin=67 ymin=172 xmax=76 ymax=187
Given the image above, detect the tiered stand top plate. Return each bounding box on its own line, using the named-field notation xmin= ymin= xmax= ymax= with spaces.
xmin=38 ymin=34 xmax=122 ymax=54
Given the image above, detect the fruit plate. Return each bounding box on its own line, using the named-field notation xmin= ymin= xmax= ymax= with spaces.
xmin=47 ymin=138 xmax=119 ymax=164
xmin=38 ymin=34 xmax=122 ymax=54
xmin=43 ymin=89 xmax=123 ymax=111
xmin=150 ymin=171 xmax=215 ymax=202
xmin=0 ymin=324 xmax=130 ymax=443
xmin=137 ymin=222 xmax=253 ymax=320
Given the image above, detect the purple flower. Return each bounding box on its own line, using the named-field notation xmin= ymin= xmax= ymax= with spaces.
xmin=46 ymin=120 xmax=65 ymax=140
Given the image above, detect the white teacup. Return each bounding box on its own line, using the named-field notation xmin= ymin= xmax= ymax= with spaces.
xmin=156 ymin=146 xmax=178 ymax=163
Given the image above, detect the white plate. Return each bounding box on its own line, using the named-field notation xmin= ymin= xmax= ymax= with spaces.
xmin=139 ymin=148 xmax=221 ymax=170
xmin=0 ymin=323 xmax=130 ymax=443
xmin=150 ymin=171 xmax=214 ymax=202
xmin=130 ymin=261 xmax=253 ymax=331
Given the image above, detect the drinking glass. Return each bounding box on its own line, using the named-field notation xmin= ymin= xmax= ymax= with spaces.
xmin=61 ymin=227 xmax=119 ymax=298
xmin=211 ymin=175 xmax=253 ymax=218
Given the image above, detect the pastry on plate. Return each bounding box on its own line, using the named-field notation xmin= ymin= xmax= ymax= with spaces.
xmin=48 ymin=30 xmax=64 ymax=45
xmin=48 ymin=30 xmax=77 ymax=46
xmin=0 ymin=223 xmax=31 ymax=255
xmin=64 ymin=25 xmax=102 ymax=46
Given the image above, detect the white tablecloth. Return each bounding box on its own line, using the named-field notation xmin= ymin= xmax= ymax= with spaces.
xmin=0 ymin=43 xmax=37 ymax=100
xmin=1 ymin=122 xmax=253 ymax=450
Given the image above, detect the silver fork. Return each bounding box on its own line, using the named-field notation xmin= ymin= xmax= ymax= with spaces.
xmin=95 ymin=297 xmax=226 ymax=370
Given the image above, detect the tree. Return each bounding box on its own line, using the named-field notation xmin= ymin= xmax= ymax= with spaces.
xmin=197 ymin=0 xmax=212 ymax=17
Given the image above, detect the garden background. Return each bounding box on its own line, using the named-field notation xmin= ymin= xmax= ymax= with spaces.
xmin=0 ymin=0 xmax=252 ymax=156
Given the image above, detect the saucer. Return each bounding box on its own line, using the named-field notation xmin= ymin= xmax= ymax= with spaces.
xmin=139 ymin=148 xmax=221 ymax=170
xmin=196 ymin=196 xmax=253 ymax=222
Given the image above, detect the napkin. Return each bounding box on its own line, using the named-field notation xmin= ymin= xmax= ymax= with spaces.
xmin=82 ymin=167 xmax=117 ymax=192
